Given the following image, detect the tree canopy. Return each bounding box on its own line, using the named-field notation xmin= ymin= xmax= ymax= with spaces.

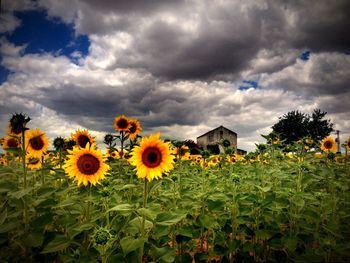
xmin=271 ymin=109 xmax=334 ymax=145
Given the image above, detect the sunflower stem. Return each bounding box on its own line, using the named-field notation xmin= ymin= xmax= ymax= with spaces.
xmin=87 ymin=185 xmax=91 ymax=220
xmin=21 ymin=129 xmax=29 ymax=232
xmin=59 ymin=148 xmax=62 ymax=169
xmin=139 ymin=179 xmax=148 ymax=263
xmin=41 ymin=155 xmax=45 ymax=185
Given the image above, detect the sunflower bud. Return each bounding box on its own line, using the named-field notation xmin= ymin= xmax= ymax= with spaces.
xmin=53 ymin=137 xmax=65 ymax=150
xmin=104 ymin=134 xmax=114 ymax=145
xmin=94 ymin=229 xmax=111 ymax=245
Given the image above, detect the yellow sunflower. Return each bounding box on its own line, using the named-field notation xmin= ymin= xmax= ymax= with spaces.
xmin=114 ymin=115 xmax=131 ymax=132
xmin=126 ymin=119 xmax=142 ymax=140
xmin=0 ymin=157 xmax=8 ymax=166
xmin=272 ymin=137 xmax=280 ymax=145
xmin=2 ymin=136 xmax=20 ymax=149
xmin=129 ymin=133 xmax=175 ymax=181
xmin=320 ymin=136 xmax=336 ymax=153
xmin=71 ymin=129 xmax=95 ymax=149
xmin=25 ymin=129 xmax=49 ymax=158
xmin=27 ymin=156 xmax=42 ymax=170
xmin=63 ymin=143 xmax=110 ymax=186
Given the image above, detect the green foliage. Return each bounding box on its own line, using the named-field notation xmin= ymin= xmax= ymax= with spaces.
xmin=0 ymin=146 xmax=349 ymax=262
xmin=272 ymin=109 xmax=333 ymax=145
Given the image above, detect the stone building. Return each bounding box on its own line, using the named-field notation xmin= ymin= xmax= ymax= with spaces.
xmin=197 ymin=126 xmax=237 ymax=154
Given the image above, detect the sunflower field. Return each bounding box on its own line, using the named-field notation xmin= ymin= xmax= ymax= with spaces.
xmin=0 ymin=113 xmax=350 ymax=263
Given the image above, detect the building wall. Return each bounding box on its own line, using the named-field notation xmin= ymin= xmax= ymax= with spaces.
xmin=197 ymin=126 xmax=237 ymax=151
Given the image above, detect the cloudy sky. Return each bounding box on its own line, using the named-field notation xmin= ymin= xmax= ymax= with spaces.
xmin=1 ymin=0 xmax=350 ymax=152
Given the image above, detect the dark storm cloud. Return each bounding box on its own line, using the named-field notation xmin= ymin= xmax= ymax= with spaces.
xmin=285 ymin=0 xmax=350 ymax=53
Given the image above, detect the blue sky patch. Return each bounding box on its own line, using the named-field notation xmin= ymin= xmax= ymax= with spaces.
xmin=6 ymin=10 xmax=90 ymax=59
xmin=299 ymin=51 xmax=310 ymax=61
xmin=239 ymin=80 xmax=258 ymax=90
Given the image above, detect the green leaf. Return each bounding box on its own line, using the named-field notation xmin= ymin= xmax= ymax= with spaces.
xmin=120 ymin=236 xmax=146 ymax=256
xmin=0 ymin=221 xmax=20 ymax=233
xmin=0 ymin=180 xmax=17 ymax=194
xmin=8 ymin=187 xmax=33 ymax=199
xmin=149 ymin=245 xmax=176 ymax=263
xmin=0 ymin=208 xmax=7 ymax=226
xmin=41 ymin=235 xmax=71 ymax=253
xmin=137 ymin=207 xmax=159 ymax=221
xmin=23 ymin=232 xmax=44 ymax=248
xmin=156 ymin=212 xmax=186 ymax=226
xmin=108 ymin=204 xmax=134 ymax=215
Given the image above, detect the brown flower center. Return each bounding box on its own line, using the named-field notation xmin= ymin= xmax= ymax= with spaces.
xmin=7 ymin=138 xmax=19 ymax=148
xmin=324 ymin=141 xmax=333 ymax=149
xmin=30 ymin=136 xmax=44 ymax=150
xmin=77 ymin=154 xmax=100 ymax=175
xmin=117 ymin=118 xmax=128 ymax=129
xmin=128 ymin=123 xmax=137 ymax=133
xmin=78 ymin=135 xmax=90 ymax=148
xmin=142 ymin=147 xmax=162 ymax=168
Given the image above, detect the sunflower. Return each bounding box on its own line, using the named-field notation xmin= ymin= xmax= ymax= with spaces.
xmin=125 ymin=119 xmax=142 ymax=140
xmin=71 ymin=129 xmax=95 ymax=149
xmin=2 ymin=136 xmax=20 ymax=149
xmin=272 ymin=137 xmax=280 ymax=145
xmin=320 ymin=136 xmax=336 ymax=153
xmin=25 ymin=129 xmax=49 ymax=158
xmin=114 ymin=115 xmax=131 ymax=132
xmin=7 ymin=123 xmax=23 ymax=137
xmin=173 ymin=145 xmax=190 ymax=160
xmin=129 ymin=133 xmax=175 ymax=181
xmin=27 ymin=156 xmax=42 ymax=170
xmin=63 ymin=143 xmax=110 ymax=186
xmin=346 ymin=137 xmax=350 ymax=151
xmin=0 ymin=157 xmax=8 ymax=166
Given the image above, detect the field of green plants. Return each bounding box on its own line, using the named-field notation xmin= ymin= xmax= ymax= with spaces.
xmin=0 ymin=114 xmax=350 ymax=262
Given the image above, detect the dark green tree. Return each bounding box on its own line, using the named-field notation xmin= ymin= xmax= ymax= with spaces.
xmin=271 ymin=109 xmax=333 ymax=145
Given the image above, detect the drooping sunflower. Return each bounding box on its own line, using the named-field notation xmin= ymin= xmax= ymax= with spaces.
xmin=129 ymin=133 xmax=175 ymax=181
xmin=114 ymin=115 xmax=131 ymax=132
xmin=7 ymin=123 xmax=23 ymax=137
xmin=125 ymin=119 xmax=142 ymax=140
xmin=2 ymin=136 xmax=20 ymax=150
xmin=25 ymin=129 xmax=49 ymax=158
xmin=320 ymin=136 xmax=336 ymax=153
xmin=71 ymin=129 xmax=95 ymax=149
xmin=27 ymin=156 xmax=42 ymax=170
xmin=63 ymin=143 xmax=110 ymax=186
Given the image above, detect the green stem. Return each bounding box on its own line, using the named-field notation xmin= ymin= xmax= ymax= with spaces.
xmin=139 ymin=179 xmax=148 ymax=263
xmin=41 ymin=155 xmax=45 ymax=185
xmin=86 ymin=185 xmax=92 ymax=221
xmin=21 ymin=130 xmax=28 ymax=232
xmin=59 ymin=148 xmax=62 ymax=169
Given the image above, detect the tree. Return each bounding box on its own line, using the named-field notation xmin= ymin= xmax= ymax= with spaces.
xmin=271 ymin=109 xmax=334 ymax=145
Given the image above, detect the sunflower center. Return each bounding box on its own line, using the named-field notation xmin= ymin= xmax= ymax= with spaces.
xmin=8 ymin=138 xmax=19 ymax=148
xmin=324 ymin=141 xmax=333 ymax=149
xmin=78 ymin=135 xmax=90 ymax=148
xmin=31 ymin=137 xmax=44 ymax=150
xmin=117 ymin=119 xmax=128 ymax=129
xmin=128 ymin=123 xmax=137 ymax=133
xmin=77 ymin=154 xmax=100 ymax=175
xmin=142 ymin=147 xmax=162 ymax=168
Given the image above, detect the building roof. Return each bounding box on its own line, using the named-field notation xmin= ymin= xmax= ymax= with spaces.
xmin=197 ymin=125 xmax=237 ymax=139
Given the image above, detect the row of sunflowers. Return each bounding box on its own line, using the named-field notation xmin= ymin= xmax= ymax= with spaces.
xmin=0 ymin=113 xmax=349 ymax=262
